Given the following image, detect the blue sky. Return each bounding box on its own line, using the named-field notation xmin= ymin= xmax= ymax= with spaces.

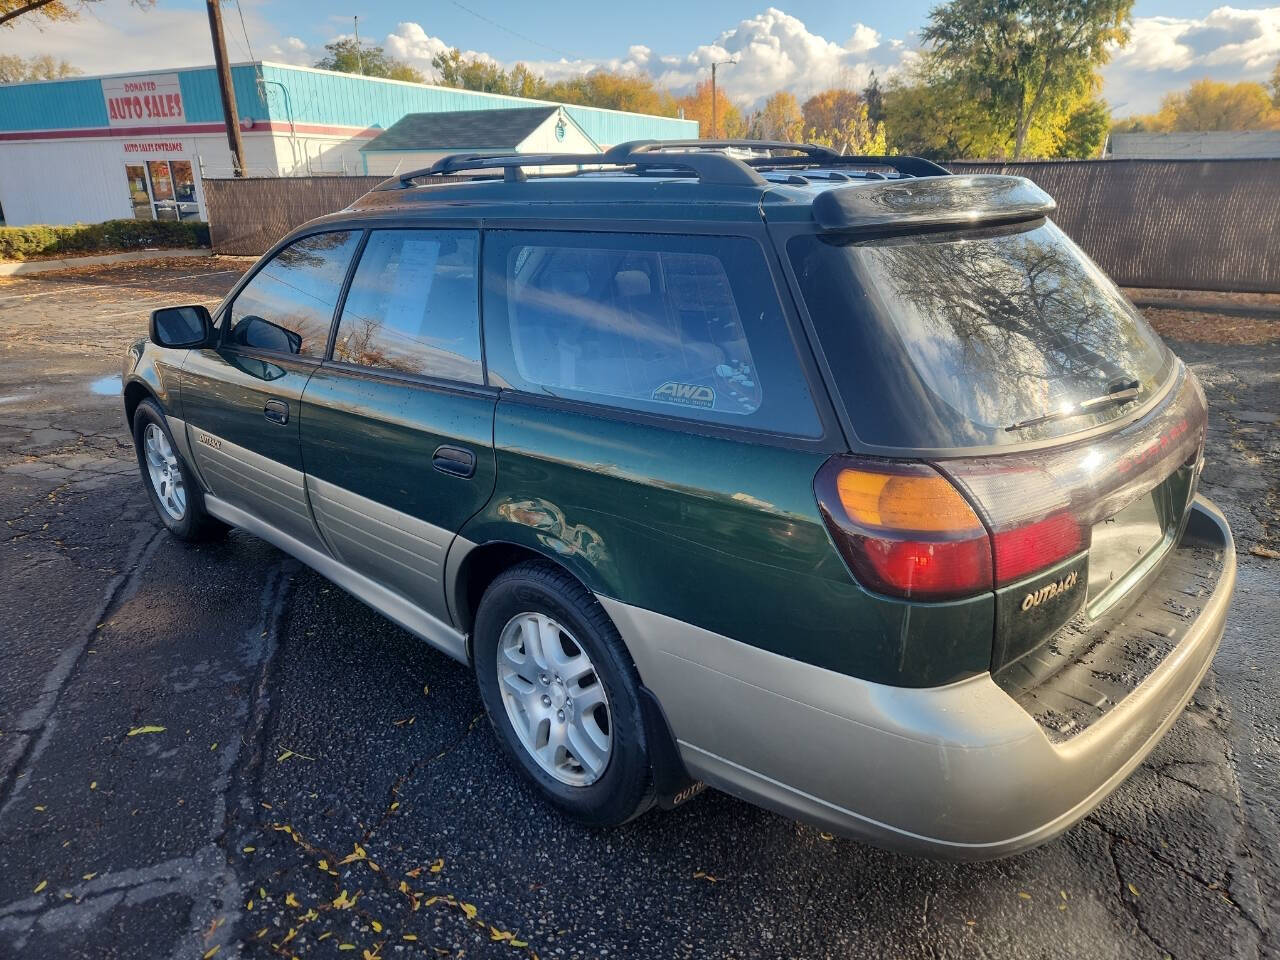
xmin=8 ymin=1 xmax=1280 ymax=114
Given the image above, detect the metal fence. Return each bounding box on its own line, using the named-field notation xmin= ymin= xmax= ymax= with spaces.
xmin=204 ymin=160 xmax=1280 ymax=292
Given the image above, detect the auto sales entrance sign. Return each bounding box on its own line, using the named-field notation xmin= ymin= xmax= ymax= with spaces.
xmin=102 ymin=73 xmax=186 ymax=127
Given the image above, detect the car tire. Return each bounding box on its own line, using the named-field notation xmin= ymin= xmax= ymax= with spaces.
xmin=132 ymin=398 xmax=227 ymax=542
xmin=473 ymin=559 xmax=655 ymax=827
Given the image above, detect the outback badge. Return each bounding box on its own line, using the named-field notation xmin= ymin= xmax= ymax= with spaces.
xmin=1021 ymin=570 xmax=1079 ymax=611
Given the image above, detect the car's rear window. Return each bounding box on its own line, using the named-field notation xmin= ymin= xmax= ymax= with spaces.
xmin=788 ymin=220 xmax=1173 ymax=450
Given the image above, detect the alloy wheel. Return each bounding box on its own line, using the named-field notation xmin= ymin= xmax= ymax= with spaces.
xmin=496 ymin=611 xmax=613 ymax=786
xmin=143 ymin=423 xmax=186 ymax=521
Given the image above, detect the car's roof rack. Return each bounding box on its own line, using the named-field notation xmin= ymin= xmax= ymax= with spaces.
xmin=612 ymin=139 xmax=951 ymax=179
xmin=373 ymin=140 xmax=948 ymax=192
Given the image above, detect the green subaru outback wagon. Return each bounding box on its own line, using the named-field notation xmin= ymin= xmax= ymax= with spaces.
xmin=123 ymin=141 xmax=1235 ymax=858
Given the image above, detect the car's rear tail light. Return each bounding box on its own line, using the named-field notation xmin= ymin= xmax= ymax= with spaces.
xmin=815 ymin=459 xmax=993 ymax=601
xmin=991 ymin=512 xmax=1083 ymax=584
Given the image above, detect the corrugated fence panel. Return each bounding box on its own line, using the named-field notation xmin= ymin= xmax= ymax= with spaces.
xmin=203 ymin=176 xmax=383 ymax=256
xmin=950 ymin=159 xmax=1280 ymax=293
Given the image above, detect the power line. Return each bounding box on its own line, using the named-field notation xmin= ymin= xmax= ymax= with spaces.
xmin=446 ymin=0 xmax=583 ymax=62
xmin=232 ymin=0 xmax=256 ymax=62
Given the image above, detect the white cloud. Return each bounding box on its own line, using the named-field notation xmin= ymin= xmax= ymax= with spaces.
xmin=1104 ymin=6 xmax=1280 ymax=113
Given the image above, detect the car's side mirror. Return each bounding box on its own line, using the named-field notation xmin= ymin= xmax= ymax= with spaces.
xmin=150 ymin=304 xmax=215 ymax=349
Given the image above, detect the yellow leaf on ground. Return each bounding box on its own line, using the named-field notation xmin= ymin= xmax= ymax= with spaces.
xmin=90 ymin=782 xmax=97 ymax=790
xmin=318 ymin=932 xmax=332 ymax=941
xmin=338 ymin=944 xmax=356 ymax=951
xmin=285 ymin=892 xmax=301 ymax=908
xmin=127 ymin=726 xmax=166 ymax=736
xmin=254 ymin=927 xmax=268 ymax=939
xmin=371 ymin=920 xmax=383 ymax=932
xmin=242 ymin=846 xmax=255 ymax=853
xmin=33 ymin=880 xmax=47 ymax=893
xmin=402 ymin=934 xmax=418 ymax=941
xmin=461 ymin=903 xmax=478 ymax=921
xmin=1128 ymin=883 xmax=1140 ymax=897
xmin=82 ymin=873 xmax=96 ymax=881
xmin=34 ymin=805 xmax=45 ymax=812
xmin=429 ymin=858 xmax=444 ymax=874
xmin=202 ymin=947 xmax=220 ymax=959
xmin=1017 ymin=892 xmax=1032 ymax=900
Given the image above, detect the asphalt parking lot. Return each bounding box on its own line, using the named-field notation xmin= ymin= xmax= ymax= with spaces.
xmin=0 ymin=257 xmax=1277 ymax=960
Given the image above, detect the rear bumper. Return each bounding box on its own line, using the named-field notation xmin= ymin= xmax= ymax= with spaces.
xmin=602 ymin=495 xmax=1235 ymax=859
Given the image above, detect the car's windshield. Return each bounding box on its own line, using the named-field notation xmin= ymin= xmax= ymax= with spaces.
xmin=788 ymin=220 xmax=1173 ymax=449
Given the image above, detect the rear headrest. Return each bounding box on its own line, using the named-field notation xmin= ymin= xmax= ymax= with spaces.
xmin=546 ymin=270 xmax=589 ymax=297
xmin=613 ymin=269 xmax=651 ymax=298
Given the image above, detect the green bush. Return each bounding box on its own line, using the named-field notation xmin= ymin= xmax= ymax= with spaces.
xmin=0 ymin=220 xmax=211 ymax=261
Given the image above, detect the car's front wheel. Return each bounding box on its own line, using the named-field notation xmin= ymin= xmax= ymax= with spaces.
xmin=473 ymin=560 xmax=654 ymax=827
xmin=132 ymin=398 xmax=227 ymax=542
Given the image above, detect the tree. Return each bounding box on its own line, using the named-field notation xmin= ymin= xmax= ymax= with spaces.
xmin=754 ymin=91 xmax=803 ymax=141
xmin=315 ymin=38 xmax=426 ymax=84
xmin=1138 ymin=78 xmax=1280 ymax=131
xmin=1059 ymin=97 xmax=1110 ymax=157
xmin=429 ymin=48 xmax=544 ymax=97
xmin=922 ymin=0 xmax=1133 ymax=159
xmin=863 ymin=71 xmax=885 ymax=125
xmin=802 ymin=89 xmax=865 ymax=142
xmin=807 ymin=101 xmax=887 ymax=155
xmin=1271 ymin=60 xmax=1279 ymax=106
xmin=676 ymin=79 xmax=745 ymax=139
xmin=543 ymin=71 xmax=678 ymax=117
xmin=882 ymin=72 xmax=1006 ymax=159
xmin=1 ymin=0 xmax=150 ymax=29
xmin=0 ymin=52 xmax=80 ymax=83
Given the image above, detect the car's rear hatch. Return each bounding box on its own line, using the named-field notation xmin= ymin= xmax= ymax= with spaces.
xmin=785 ymin=174 xmax=1207 ymax=692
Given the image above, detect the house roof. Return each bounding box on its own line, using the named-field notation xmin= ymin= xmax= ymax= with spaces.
xmin=361 ymin=106 xmax=562 ymax=152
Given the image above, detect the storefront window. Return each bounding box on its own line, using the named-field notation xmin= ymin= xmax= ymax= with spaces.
xmin=125 ymin=164 xmax=152 ymax=221
xmin=127 ymin=160 xmax=200 ymax=222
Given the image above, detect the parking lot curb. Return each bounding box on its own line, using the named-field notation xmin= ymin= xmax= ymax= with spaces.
xmin=0 ymin=248 xmax=212 ymax=277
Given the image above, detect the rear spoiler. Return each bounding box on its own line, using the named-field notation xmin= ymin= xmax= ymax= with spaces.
xmin=812 ymin=175 xmax=1055 ymax=233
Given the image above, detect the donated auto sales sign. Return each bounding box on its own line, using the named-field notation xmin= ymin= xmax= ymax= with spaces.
xmin=102 ymin=73 xmax=186 ymax=127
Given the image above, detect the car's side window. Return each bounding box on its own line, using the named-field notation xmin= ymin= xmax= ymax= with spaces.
xmin=332 ymin=229 xmax=482 ymax=384
xmin=483 ymin=230 xmax=822 ymax=436
xmin=226 ymin=231 xmax=361 ymax=358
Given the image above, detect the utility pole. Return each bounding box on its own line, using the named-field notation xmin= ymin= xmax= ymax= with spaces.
xmin=353 ymin=16 xmax=364 ymax=75
xmin=206 ymin=0 xmax=247 ymax=177
xmin=710 ymin=59 xmax=736 ymax=139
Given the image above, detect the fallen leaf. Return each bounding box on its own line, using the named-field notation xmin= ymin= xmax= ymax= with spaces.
xmin=461 ymin=902 xmax=477 ymax=921
xmin=202 ymin=947 xmax=220 ymax=959
xmin=89 ymin=782 xmax=97 ymax=790
xmin=429 ymin=858 xmax=444 ymax=874
xmin=34 ymin=805 xmax=45 ymax=812
xmin=338 ymin=944 xmax=356 ymax=951
xmin=423 ymin=685 xmax=429 ymax=696
xmin=692 ymin=871 xmax=718 ymax=883
xmin=246 ymin=900 xmax=253 ymax=911
xmin=33 ymin=880 xmax=47 ymax=893
xmin=210 ymin=743 xmax=218 ymax=751
xmin=242 ymin=846 xmax=255 ymax=853
xmin=254 ymin=927 xmax=268 ymax=939
xmin=402 ymin=934 xmax=418 ymax=941
xmin=1018 ymin=892 xmax=1032 ymax=900
xmin=1249 ymin=545 xmax=1280 ymax=560
xmin=318 ymin=859 xmax=330 ymax=871
xmin=318 ymin=932 xmax=332 ymax=941
xmin=1128 ymin=883 xmax=1140 ymax=897
xmin=276 ymin=746 xmax=315 ymax=763
xmin=259 ymin=887 xmax=267 ymax=899
xmin=389 ymin=802 xmax=399 ymax=811
xmin=285 ymin=892 xmax=301 ymax=908
xmin=82 ymin=873 xmax=96 ymax=881
xmin=126 ymin=725 xmax=166 ymax=737
xmin=371 ymin=920 xmax=383 ymax=933
xmin=339 ymin=843 xmax=368 ymax=865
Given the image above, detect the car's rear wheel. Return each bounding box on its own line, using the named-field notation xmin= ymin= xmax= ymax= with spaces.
xmin=473 ymin=560 xmax=653 ymax=826
xmin=132 ymin=399 xmax=227 ymax=542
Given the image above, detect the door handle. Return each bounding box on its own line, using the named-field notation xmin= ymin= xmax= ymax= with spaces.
xmin=432 ymin=444 xmax=476 ymax=479
xmin=263 ymin=399 xmax=289 ymax=425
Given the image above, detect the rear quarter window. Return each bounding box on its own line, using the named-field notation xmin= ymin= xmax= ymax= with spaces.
xmin=483 ymin=231 xmax=822 ymax=437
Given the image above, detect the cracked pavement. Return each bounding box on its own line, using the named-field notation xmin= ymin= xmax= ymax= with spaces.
xmin=0 ymin=259 xmax=1277 ymax=959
